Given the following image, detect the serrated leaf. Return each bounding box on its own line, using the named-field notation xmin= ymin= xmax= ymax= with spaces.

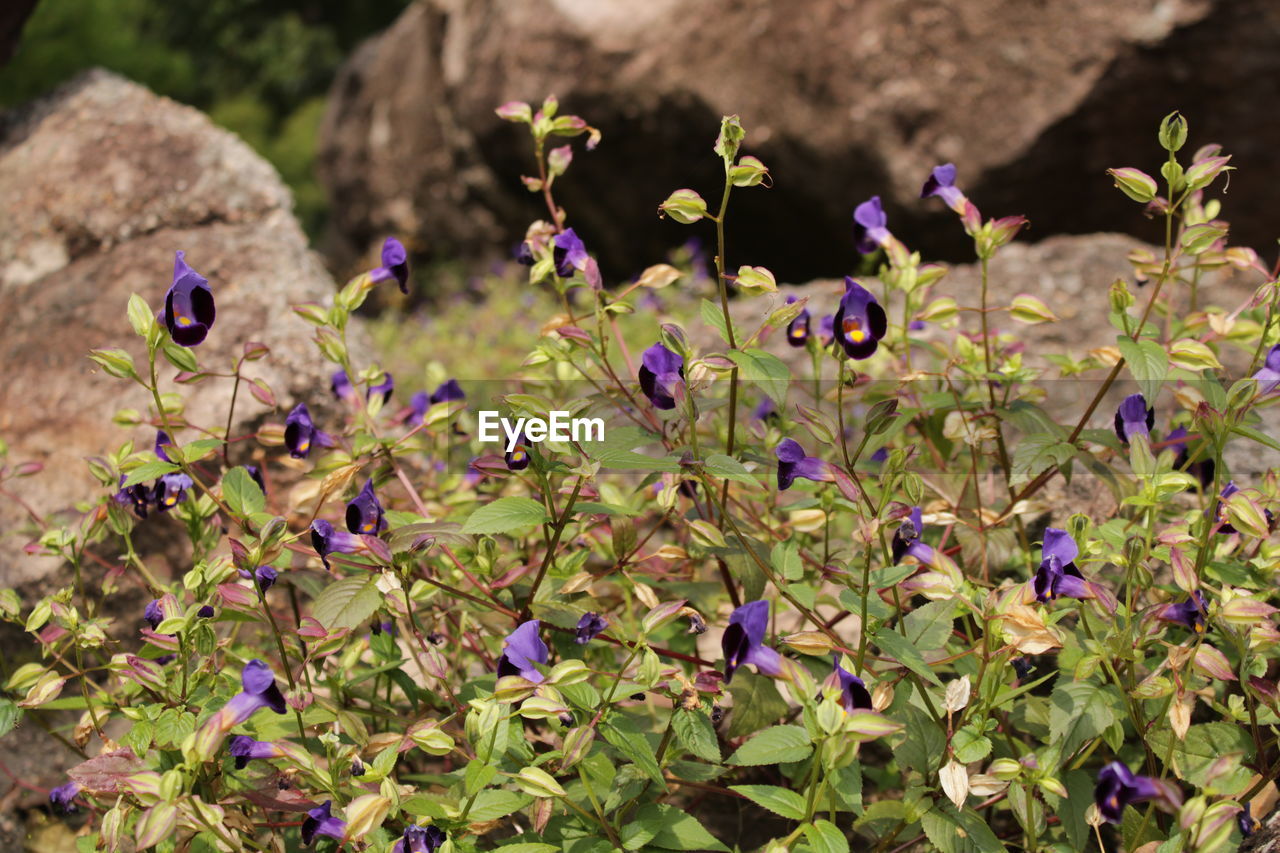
xmin=672 ymin=708 xmax=720 ymax=763
xmin=222 ymin=467 xmax=265 ymax=517
xmin=632 ymin=803 xmax=727 ymax=851
xmin=804 ymin=819 xmax=850 ymax=853
xmin=1147 ymin=722 xmax=1253 ymax=794
xmin=920 ymin=802 xmax=1003 ymax=853
xmin=728 ymin=784 xmax=806 ymax=820
xmin=726 ymin=348 xmax=790 ymax=407
xmin=0 ymin=699 xmax=20 ymax=738
xmin=601 ymin=717 xmax=665 ymax=787
xmin=312 ymin=577 xmax=383 ymax=631
xmin=1048 ymin=681 xmax=1121 ymax=762
xmin=461 ymin=497 xmax=549 ymax=534
xmin=701 ymin=298 xmax=736 ymax=344
xmin=727 ymin=724 xmax=812 ymax=766
xmin=1009 ymin=434 xmax=1076 ymax=487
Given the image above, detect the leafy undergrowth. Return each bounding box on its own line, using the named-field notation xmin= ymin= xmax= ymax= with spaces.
xmin=2 ymin=102 xmax=1279 ymax=853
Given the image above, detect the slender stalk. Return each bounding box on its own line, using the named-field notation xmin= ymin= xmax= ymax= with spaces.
xmin=520 ymin=478 xmax=583 ymax=620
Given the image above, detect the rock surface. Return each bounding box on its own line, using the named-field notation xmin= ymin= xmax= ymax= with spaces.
xmin=317 ymin=0 xmax=1280 ymax=281
xmin=0 ymin=70 xmax=349 ymax=591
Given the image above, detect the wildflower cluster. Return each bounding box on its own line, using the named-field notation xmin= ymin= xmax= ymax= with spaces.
xmin=2 ymin=100 xmax=1278 ymax=853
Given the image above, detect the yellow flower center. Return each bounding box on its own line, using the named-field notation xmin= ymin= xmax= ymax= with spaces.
xmin=843 ymin=317 xmax=866 ymax=343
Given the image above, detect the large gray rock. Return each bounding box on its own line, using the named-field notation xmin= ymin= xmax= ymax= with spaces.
xmin=0 ymin=70 xmax=349 ymax=590
xmin=317 ymin=0 xmax=1280 ymax=281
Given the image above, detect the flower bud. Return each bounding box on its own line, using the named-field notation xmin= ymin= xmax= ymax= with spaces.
xmin=658 ymin=189 xmax=708 ymax=224
xmin=990 ymin=758 xmax=1023 ymax=780
xmin=729 ymin=155 xmax=769 ymax=187
xmin=1159 ymin=111 xmax=1188 ymax=152
xmin=1107 ymin=167 xmax=1158 ymax=203
xmin=516 ymin=766 xmax=567 ymax=798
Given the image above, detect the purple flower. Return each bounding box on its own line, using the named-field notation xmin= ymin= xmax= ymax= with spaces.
xmin=869 ymin=447 xmax=889 ymax=466
xmin=1012 ymin=657 xmax=1033 ymax=680
xmin=1253 ymin=344 xmax=1280 ymax=394
xmin=331 ymin=370 xmax=353 ymax=399
xmin=1239 ymin=802 xmax=1256 ymax=838
xmin=1158 ymin=591 xmax=1208 ymax=634
xmin=496 ymin=620 xmax=548 ymax=683
xmin=831 ymin=657 xmax=872 ymax=711
xmin=575 ymin=613 xmax=608 ymax=644
xmin=212 ymin=659 xmax=287 ymax=731
xmin=1166 ymin=426 xmax=1215 ymax=489
xmin=1114 ymin=393 xmax=1154 ymax=443
xmin=369 ymin=237 xmax=410 ymax=294
xmin=198 ymin=605 xmax=215 ymax=619
xmin=1094 ymin=762 xmax=1163 ymax=824
xmin=638 ymin=342 xmax=685 ymax=410
xmin=430 ymin=379 xmax=465 ymax=404
xmin=154 ymin=472 xmax=193 ymax=511
xmin=115 ymin=475 xmax=153 ymax=519
xmin=245 ymin=465 xmax=266 ymax=496
xmin=775 ymin=439 xmax=831 ymax=490
xmin=284 ymin=404 xmax=331 ymax=460
xmin=346 ymin=479 xmax=387 ymax=536
xmin=144 ymin=598 xmax=164 ymax=631
xmin=48 ymin=781 xmax=81 ymax=815
xmin=553 ymin=228 xmax=588 ymax=277
xmin=301 ymin=800 xmax=347 ymax=846
xmin=752 ymin=397 xmax=778 ymax=423
xmin=368 ymin=373 xmax=394 ymax=404
xmin=852 ymin=196 xmax=892 ymax=255
xmin=254 ymin=566 xmax=277 ymax=594
xmin=164 ymin=250 xmax=215 ymax=346
xmin=154 ymin=431 xmax=174 ymax=463
xmin=891 ymin=507 xmax=936 ymax=566
xmin=920 ymin=163 xmax=970 ymax=215
xmin=506 ymin=434 xmax=532 ymax=471
xmin=515 ymin=241 xmax=535 ymax=265
xmin=311 ymin=520 xmax=362 ymax=571
xmin=818 ymin=315 xmax=835 ymax=348
xmin=721 ymin=600 xmax=782 ymax=682
xmin=1033 ymin=528 xmax=1088 ymax=603
xmin=833 ymin=278 xmax=887 ymax=360
xmin=785 ymin=295 xmax=810 ymax=347
xmin=393 ymin=825 xmax=447 ymax=853
xmin=228 ymin=735 xmax=284 ymax=769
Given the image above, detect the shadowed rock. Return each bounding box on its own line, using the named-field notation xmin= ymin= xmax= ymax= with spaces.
xmin=318 ymin=0 xmax=1280 ymax=282
xmin=0 ymin=70 xmax=354 ymax=590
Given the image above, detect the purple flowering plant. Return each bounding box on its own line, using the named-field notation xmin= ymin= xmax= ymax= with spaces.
xmin=2 ymin=103 xmax=1277 ymax=853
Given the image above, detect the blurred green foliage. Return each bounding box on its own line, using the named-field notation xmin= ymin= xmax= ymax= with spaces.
xmin=0 ymin=0 xmax=410 ymax=236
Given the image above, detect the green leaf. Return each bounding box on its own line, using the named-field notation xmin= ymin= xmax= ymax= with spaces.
xmin=588 ymin=426 xmax=680 ymax=472
xmin=153 ymin=708 xmax=195 ymax=748
xmin=1231 ymin=424 xmax=1280 ymax=455
xmin=0 ymin=700 xmax=19 ymax=738
xmin=120 ymin=459 xmax=179 ymax=488
xmin=728 ymin=784 xmax=806 ymax=820
xmin=704 ymin=454 xmax=756 ymax=484
xmin=905 ymin=599 xmax=955 ymax=650
xmin=727 ymin=724 xmax=812 ymax=766
xmin=1048 ymin=681 xmax=1121 ymax=763
xmin=920 ymin=803 xmax=1003 ymax=853
xmin=632 ymin=803 xmax=728 ymax=851
xmin=897 ymin=707 xmax=945 ymax=777
xmin=312 ymin=576 xmax=383 ymax=631
xmin=1059 ymin=769 xmax=1094 ymax=851
xmin=726 ymin=348 xmax=790 ymax=407
xmin=1116 ymin=336 xmax=1168 ymax=402
xmin=1147 ymin=722 xmax=1253 ymax=794
xmin=494 ymin=845 xmax=558 ymax=853
xmin=222 ymin=466 xmax=266 ymax=517
xmin=874 ymin=629 xmax=942 ymax=686
xmin=461 ymin=497 xmax=549 ymax=534
xmin=601 ymin=717 xmax=665 ymax=787
xmin=701 ymin=298 xmax=737 ymax=345
xmin=672 ymin=708 xmax=720 ymax=763
xmin=1010 ymin=434 xmax=1076 ymax=487
xmin=467 ymin=790 xmax=532 ymax=822
xmin=951 ymin=727 xmax=992 ymax=764
xmin=804 ymin=820 xmax=851 ymax=853
xmin=726 ymin=672 xmax=789 ymax=737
